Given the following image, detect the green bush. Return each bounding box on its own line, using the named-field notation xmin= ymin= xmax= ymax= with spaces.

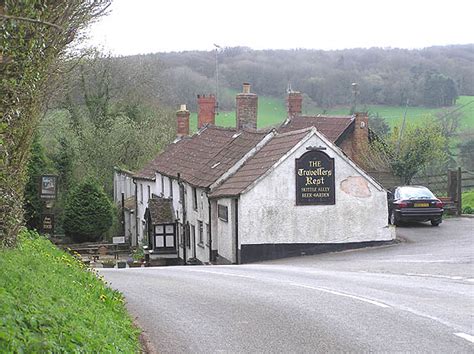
xmin=462 ymin=206 xmax=473 ymax=214
xmin=64 ymin=180 xmax=113 ymax=243
xmin=0 ymin=229 xmax=140 ymax=352
xmin=462 ymin=189 xmax=474 ymax=210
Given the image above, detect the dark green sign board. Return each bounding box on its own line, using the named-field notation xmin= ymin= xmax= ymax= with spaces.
xmin=295 ymin=150 xmax=335 ymax=205
xmin=41 ymin=213 xmax=54 ymax=234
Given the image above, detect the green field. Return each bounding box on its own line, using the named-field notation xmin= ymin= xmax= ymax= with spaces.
xmin=189 ymin=95 xmax=474 ymax=133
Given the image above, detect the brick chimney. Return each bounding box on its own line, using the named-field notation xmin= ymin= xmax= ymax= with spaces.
xmin=236 ymin=83 xmax=258 ymax=130
xmin=287 ymin=91 xmax=302 ymax=118
xmin=197 ymin=94 xmax=216 ymax=129
xmin=176 ymin=104 xmax=190 ymax=137
xmin=352 ymin=112 xmax=369 ymax=161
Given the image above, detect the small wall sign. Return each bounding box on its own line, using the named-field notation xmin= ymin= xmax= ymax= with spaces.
xmin=40 ymin=175 xmax=58 ymax=200
xmin=113 ymin=236 xmax=125 ymax=244
xmin=41 ymin=214 xmax=54 ymax=234
xmin=295 ymin=150 xmax=335 ymax=205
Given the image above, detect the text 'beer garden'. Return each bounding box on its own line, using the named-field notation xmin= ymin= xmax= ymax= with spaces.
xmin=295 ymin=149 xmax=335 ymax=205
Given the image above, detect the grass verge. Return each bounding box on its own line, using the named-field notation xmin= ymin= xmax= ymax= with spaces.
xmin=0 ymin=229 xmax=140 ymax=352
xmin=462 ymin=189 xmax=474 ymax=214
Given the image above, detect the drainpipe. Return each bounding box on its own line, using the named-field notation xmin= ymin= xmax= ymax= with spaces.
xmin=178 ymin=173 xmax=187 ymax=265
xmin=208 ymin=196 xmax=212 ymax=263
xmin=234 ymin=198 xmax=239 ymax=264
xmin=132 ymin=179 xmax=138 ymax=247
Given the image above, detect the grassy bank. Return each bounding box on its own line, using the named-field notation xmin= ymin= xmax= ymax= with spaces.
xmin=462 ymin=189 xmax=474 ymax=213
xmin=0 ymin=230 xmax=140 ymax=352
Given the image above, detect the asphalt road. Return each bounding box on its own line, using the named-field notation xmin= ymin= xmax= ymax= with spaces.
xmin=101 ymin=218 xmax=474 ymax=353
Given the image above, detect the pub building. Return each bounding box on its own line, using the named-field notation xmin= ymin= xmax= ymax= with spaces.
xmin=114 ymin=84 xmax=394 ymax=264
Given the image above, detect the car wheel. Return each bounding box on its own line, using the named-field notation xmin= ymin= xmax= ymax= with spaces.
xmin=431 ymin=219 xmax=441 ymax=226
xmin=390 ymin=210 xmax=399 ymax=226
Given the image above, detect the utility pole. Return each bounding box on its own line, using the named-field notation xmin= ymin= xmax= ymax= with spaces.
xmin=397 ymin=99 xmax=410 ymax=155
xmin=213 ymin=43 xmax=221 ymax=114
xmin=351 ymin=82 xmax=359 ymax=114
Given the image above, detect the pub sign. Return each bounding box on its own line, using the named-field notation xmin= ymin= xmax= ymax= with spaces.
xmin=41 ymin=214 xmax=54 ymax=234
xmin=40 ymin=175 xmax=57 ymax=200
xmin=295 ymin=149 xmax=335 ymax=205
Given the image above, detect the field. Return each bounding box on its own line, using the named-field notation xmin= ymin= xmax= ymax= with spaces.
xmin=189 ymin=95 xmax=474 ymax=133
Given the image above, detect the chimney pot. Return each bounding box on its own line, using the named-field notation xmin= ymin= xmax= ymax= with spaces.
xmin=176 ymin=104 xmax=190 ymax=137
xmin=287 ymin=91 xmax=303 ymax=118
xmin=236 ymin=83 xmax=258 ymax=130
xmin=197 ymin=94 xmax=216 ymax=129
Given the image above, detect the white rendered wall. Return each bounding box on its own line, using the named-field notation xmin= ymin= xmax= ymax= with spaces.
xmin=238 ymin=135 xmax=393 ymax=247
xmin=136 ymin=179 xmax=155 ymax=245
xmin=215 ymin=197 xmax=236 ymax=263
xmin=113 ymin=170 xmax=134 ymax=204
xmin=184 ymin=184 xmax=210 ymax=262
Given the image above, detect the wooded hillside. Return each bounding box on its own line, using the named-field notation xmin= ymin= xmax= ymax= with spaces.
xmin=128 ymin=45 xmax=474 ymax=111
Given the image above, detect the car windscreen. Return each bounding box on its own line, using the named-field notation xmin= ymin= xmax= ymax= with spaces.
xmin=398 ymin=187 xmax=435 ymax=199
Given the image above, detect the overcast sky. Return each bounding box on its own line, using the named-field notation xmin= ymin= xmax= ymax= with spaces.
xmin=85 ymin=0 xmax=473 ymax=55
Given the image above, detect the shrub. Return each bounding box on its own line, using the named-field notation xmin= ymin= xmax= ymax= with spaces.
xmin=63 ymin=180 xmax=113 ymax=243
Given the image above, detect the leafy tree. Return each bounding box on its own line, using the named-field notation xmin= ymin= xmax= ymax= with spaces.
xmin=23 ymin=134 xmax=49 ymax=230
xmin=369 ymin=112 xmax=390 ymax=137
xmin=378 ymin=124 xmax=447 ymax=184
xmin=0 ymin=1 xmax=110 ymax=247
xmin=423 ymin=72 xmax=458 ymax=107
xmin=57 ymin=52 xmax=175 ymax=194
xmin=63 ymin=180 xmax=113 ymax=243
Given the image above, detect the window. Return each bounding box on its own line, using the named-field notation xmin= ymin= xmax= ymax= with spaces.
xmin=140 ymin=184 xmax=143 ymax=203
xmin=153 ymin=223 xmax=176 ymax=250
xmin=189 ymin=224 xmax=195 ymax=249
xmin=169 ymin=178 xmax=173 ymax=198
xmin=147 ymin=185 xmax=151 ymax=200
xmin=192 ymin=187 xmax=198 ymax=210
xmin=161 ymin=175 xmax=164 ymax=196
xmin=198 ymin=221 xmax=203 ymax=246
xmin=205 ymin=223 xmax=210 ymax=247
xmin=179 ymin=223 xmax=184 ymax=246
xmin=218 ymin=204 xmax=228 ymax=221
xmin=179 ymin=184 xmax=184 ymax=204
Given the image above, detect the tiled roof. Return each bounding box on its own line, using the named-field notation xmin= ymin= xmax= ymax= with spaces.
xmin=146 ymin=197 xmax=174 ymax=224
xmin=209 ymin=129 xmax=312 ymax=198
xmin=279 ymin=115 xmax=354 ymax=143
xmin=134 ymin=126 xmax=237 ymax=180
xmin=186 ymin=129 xmax=268 ymax=187
xmin=134 ymin=126 xmax=267 ymax=188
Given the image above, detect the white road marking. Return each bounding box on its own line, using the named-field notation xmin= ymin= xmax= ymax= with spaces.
xmin=380 ymin=259 xmax=457 ymax=263
xmin=187 ymin=269 xmax=258 ymax=280
xmin=291 ymin=283 xmax=391 ymax=308
xmin=187 ymin=269 xmax=391 ymax=309
xmin=454 ymin=332 xmax=474 ymax=344
xmin=404 ymin=273 xmax=469 ymax=281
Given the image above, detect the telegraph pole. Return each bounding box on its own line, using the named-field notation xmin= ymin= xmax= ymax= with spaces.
xmin=213 ymin=43 xmax=221 ymax=114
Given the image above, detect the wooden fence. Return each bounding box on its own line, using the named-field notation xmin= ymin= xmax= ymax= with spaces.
xmin=368 ymin=168 xmax=474 ymax=215
xmin=461 ymin=170 xmax=474 ymax=192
